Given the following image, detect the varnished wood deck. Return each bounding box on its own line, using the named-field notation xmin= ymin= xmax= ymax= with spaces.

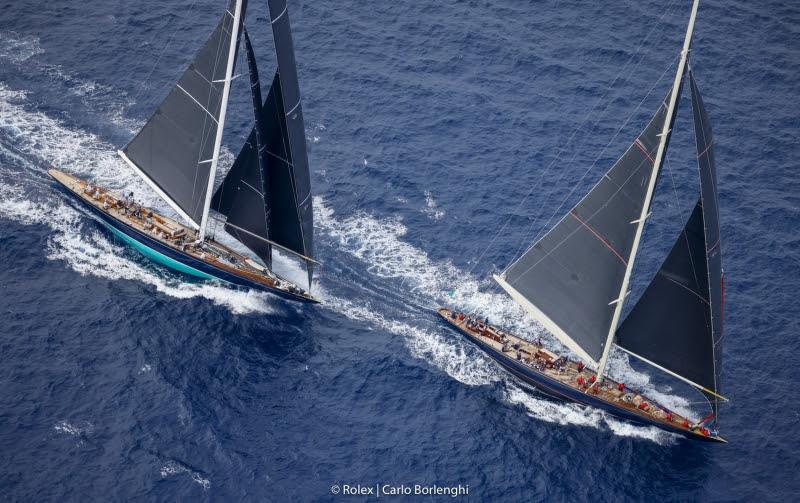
xmin=49 ymin=169 xmax=317 ymax=302
xmin=438 ymin=307 xmax=725 ymax=442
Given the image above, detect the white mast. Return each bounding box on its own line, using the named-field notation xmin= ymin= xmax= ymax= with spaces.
xmin=198 ymin=0 xmax=244 ymax=241
xmin=593 ymin=0 xmax=700 ymax=383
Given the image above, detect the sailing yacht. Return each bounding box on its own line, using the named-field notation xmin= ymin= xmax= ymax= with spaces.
xmin=439 ymin=0 xmax=727 ymax=441
xmin=50 ymin=0 xmax=319 ymax=303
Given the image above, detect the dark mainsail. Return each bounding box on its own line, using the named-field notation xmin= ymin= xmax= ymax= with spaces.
xmin=213 ymin=0 xmax=314 ymax=278
xmin=616 ymin=71 xmax=723 ymax=401
xmin=497 ymin=91 xmax=678 ymax=365
xmin=121 ymin=1 xmax=245 ymax=227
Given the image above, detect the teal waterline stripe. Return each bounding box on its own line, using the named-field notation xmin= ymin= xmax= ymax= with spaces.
xmin=105 ymin=224 xmax=223 ymax=282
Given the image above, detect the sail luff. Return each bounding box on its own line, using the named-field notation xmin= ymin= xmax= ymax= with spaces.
xmin=198 ymin=0 xmax=244 ymax=241
xmin=594 ymin=0 xmax=700 ymax=382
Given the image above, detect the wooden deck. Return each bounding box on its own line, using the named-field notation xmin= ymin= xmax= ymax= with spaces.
xmin=50 ymin=169 xmax=316 ymax=302
xmin=438 ymin=307 xmax=723 ymax=441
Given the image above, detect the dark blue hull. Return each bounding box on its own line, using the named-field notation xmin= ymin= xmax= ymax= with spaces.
xmin=446 ymin=318 xmax=724 ymax=443
xmin=54 ymin=177 xmax=317 ymax=304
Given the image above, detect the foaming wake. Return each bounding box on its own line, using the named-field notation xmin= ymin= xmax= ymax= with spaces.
xmin=0 ymin=84 xmax=282 ymax=315
xmin=505 ymin=384 xmax=678 ymax=444
xmin=0 ymin=30 xmax=140 ymax=133
xmin=319 ymin=288 xmax=501 ymax=386
xmin=0 ymin=177 xmax=274 ymax=315
xmin=315 ymin=196 xmax=540 ymax=338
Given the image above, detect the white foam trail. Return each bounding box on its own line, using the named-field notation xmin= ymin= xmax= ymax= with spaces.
xmin=0 ymin=30 xmax=140 ymax=132
xmin=315 ymin=196 xmax=535 ymax=335
xmin=159 ymin=461 xmax=211 ymax=490
xmin=320 ymin=288 xmax=500 ymax=386
xmin=505 ymin=384 xmax=678 ymax=444
xmin=0 ymin=177 xmax=274 ymax=315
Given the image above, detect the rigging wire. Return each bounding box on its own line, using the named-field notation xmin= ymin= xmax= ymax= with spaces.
xmin=128 ymin=0 xmax=203 ymax=106
xmin=494 ymin=55 xmax=678 ymax=285
xmin=463 ymin=0 xmax=681 ymax=283
xmin=507 ymin=1 xmax=683 ymax=271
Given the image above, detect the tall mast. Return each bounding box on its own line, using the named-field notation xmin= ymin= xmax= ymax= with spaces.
xmin=198 ymin=0 xmax=244 ymax=241
xmin=594 ymin=0 xmax=700 ymax=383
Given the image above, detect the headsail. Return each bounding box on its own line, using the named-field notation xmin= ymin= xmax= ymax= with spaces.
xmin=266 ymin=0 xmax=314 ymax=264
xmin=120 ymin=0 xmax=245 ymax=229
xmin=616 ymin=71 xmax=724 ymax=403
xmin=495 ymin=93 xmax=675 ymax=366
xmin=211 ymin=28 xmax=273 ymax=268
xmin=213 ymin=0 xmax=314 ymax=281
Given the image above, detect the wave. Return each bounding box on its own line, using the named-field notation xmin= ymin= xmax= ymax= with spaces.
xmin=0 ymin=30 xmax=140 ymax=133
xmin=0 ymin=30 xmax=43 ymax=63
xmin=159 ymin=460 xmax=211 ymax=490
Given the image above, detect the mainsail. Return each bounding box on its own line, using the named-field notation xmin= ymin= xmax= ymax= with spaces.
xmin=120 ymin=0 xmax=245 ymax=229
xmin=212 ymin=0 xmax=315 ymax=277
xmin=616 ymin=71 xmax=724 ymax=403
xmin=495 ymin=93 xmax=677 ymax=366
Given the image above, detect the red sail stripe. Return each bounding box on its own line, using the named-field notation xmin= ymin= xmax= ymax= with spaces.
xmin=697 ymin=140 xmax=714 ymax=159
xmin=570 ymin=210 xmax=628 ymax=266
xmin=634 ymin=139 xmax=654 ymax=164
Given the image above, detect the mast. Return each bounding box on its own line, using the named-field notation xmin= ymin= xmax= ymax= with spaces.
xmin=198 ymin=0 xmax=244 ymax=241
xmin=594 ymin=0 xmax=700 ymax=383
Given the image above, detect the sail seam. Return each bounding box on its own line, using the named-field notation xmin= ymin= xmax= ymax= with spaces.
xmin=569 ymin=210 xmax=628 ymax=265
xmin=661 ymin=274 xmax=710 ymax=305
xmin=241 ymin=180 xmax=263 ymax=196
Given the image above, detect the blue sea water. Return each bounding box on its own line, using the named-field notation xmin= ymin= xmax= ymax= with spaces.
xmin=1 ymin=0 xmax=799 ymax=500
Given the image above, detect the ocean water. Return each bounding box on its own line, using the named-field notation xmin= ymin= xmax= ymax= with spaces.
xmin=1 ymin=0 xmax=799 ymax=500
